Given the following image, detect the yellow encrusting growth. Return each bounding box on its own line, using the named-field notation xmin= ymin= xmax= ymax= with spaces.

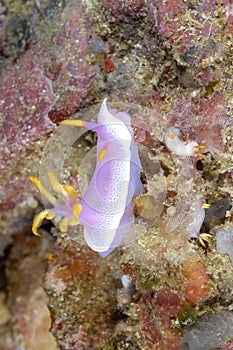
xmin=98 ymin=148 xmax=107 ymax=162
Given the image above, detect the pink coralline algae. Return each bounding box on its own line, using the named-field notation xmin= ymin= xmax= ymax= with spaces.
xmin=0 ymin=2 xmax=6 ymax=54
xmin=166 ymin=93 xmax=228 ymax=152
xmin=152 ymin=0 xmax=186 ymax=40
xmin=42 ymin=4 xmax=96 ymax=118
xmin=150 ymin=0 xmax=228 ymax=86
xmin=0 ymin=53 xmax=56 ymax=156
xmin=0 ymin=53 xmax=56 ymax=210
xmin=6 ymin=230 xmax=57 ymax=350
xmin=101 ymin=0 xmax=145 ymax=21
xmin=0 ymin=2 xmax=96 ymax=212
xmin=136 ymin=288 xmax=181 ymax=349
xmin=223 ymin=0 xmax=233 ymax=37
xmin=222 ymin=338 xmax=233 ymax=350
xmin=152 ymin=0 xmax=218 ymax=53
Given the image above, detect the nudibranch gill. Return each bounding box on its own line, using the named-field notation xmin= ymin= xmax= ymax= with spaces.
xmin=30 ymin=98 xmax=143 ymax=257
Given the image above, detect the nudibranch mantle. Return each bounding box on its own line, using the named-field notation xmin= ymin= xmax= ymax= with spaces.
xmin=31 ymin=98 xmax=143 ymax=257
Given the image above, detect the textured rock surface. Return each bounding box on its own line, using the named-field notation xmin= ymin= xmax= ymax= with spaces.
xmin=216 ymin=225 xmax=233 ymax=265
xmin=0 ymin=0 xmax=233 ymax=349
xmin=5 ymin=229 xmax=57 ymax=350
xmin=179 ymin=312 xmax=233 ymax=350
xmin=0 ymin=0 xmax=97 ymax=234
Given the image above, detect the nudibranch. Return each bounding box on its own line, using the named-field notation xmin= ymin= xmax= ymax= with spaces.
xmin=165 ymin=127 xmax=206 ymax=157
xmin=30 ymin=98 xmax=143 ymax=257
xmin=186 ymin=201 xmax=212 ymax=248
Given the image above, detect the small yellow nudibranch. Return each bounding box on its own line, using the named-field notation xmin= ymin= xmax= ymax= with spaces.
xmin=165 ymin=127 xmax=206 ymax=157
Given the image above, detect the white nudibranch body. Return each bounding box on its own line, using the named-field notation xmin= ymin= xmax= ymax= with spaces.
xmin=121 ymin=275 xmax=133 ymax=290
xmin=164 ymin=127 xmax=205 ymax=157
xmin=186 ymin=201 xmax=205 ymax=238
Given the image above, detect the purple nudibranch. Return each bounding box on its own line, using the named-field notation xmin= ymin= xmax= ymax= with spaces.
xmin=30 ymin=98 xmax=143 ymax=257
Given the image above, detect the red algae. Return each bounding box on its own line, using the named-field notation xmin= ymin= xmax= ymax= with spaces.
xmin=183 ymin=259 xmax=209 ymax=305
xmin=0 ymin=1 xmax=96 ymax=214
xmin=149 ymin=0 xmax=230 ymax=90
xmin=153 ymin=0 xmax=186 ymax=39
xmin=44 ymin=242 xmax=119 ymax=350
xmin=222 ymin=338 xmax=233 ymax=350
xmin=156 ymin=288 xmax=181 ymax=324
xmin=46 ymin=246 xmax=100 ymax=292
xmin=151 ymin=0 xmax=219 ymax=55
xmin=104 ymin=54 xmax=116 ymax=72
xmin=101 ymin=0 xmax=145 ymax=21
xmin=166 ymin=93 xmax=228 ymax=152
xmin=135 ymin=287 xmax=181 ymax=349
